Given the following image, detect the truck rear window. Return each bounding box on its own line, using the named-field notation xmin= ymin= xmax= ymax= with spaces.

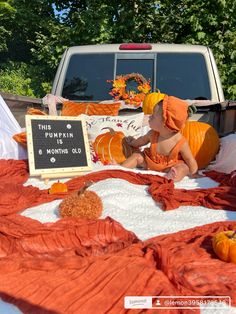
xmin=62 ymin=53 xmax=114 ymax=101
xmin=156 ymin=53 xmax=211 ymax=100
xmin=62 ymin=52 xmax=211 ymax=101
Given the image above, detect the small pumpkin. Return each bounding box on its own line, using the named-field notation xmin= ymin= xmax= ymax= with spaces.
xmin=142 ymin=92 xmax=165 ymax=114
xmin=48 ymin=181 xmax=68 ymax=194
xmin=181 ymin=121 xmax=220 ymax=169
xmin=59 ymin=182 xmax=103 ymax=219
xmin=212 ymin=231 xmax=236 ymax=264
xmin=92 ymin=127 xmax=134 ymax=164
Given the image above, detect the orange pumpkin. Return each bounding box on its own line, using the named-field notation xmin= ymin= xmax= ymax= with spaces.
xmin=142 ymin=92 xmax=165 ymax=114
xmin=93 ymin=128 xmax=134 ymax=164
xmin=181 ymin=121 xmax=220 ymax=169
xmin=212 ymin=231 xmax=236 ymax=264
xmin=59 ymin=182 xmax=103 ymax=219
xmin=48 ymin=181 xmax=68 ymax=194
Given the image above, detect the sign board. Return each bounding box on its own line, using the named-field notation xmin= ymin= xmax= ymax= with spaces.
xmin=25 ymin=115 xmax=92 ymax=178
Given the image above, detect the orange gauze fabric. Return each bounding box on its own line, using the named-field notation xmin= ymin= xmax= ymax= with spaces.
xmin=205 ymin=170 xmax=236 ymax=187
xmin=145 ymin=220 xmax=236 ymax=307
xmin=0 ymin=159 xmax=29 ymax=185
xmin=1 ymin=159 xmax=236 ymax=215
xmin=0 ymin=215 xmax=182 ymax=314
xmin=40 ymin=173 xmax=236 ymax=212
xmin=0 ymin=167 xmax=169 ymax=215
xmin=1 ymin=216 xmax=236 ymax=313
xmin=162 ymin=95 xmax=188 ymax=132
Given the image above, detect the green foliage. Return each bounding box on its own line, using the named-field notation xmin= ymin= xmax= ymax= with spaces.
xmin=4 ymin=0 xmax=54 ymax=61
xmin=0 ymin=0 xmax=235 ymax=99
xmin=157 ymin=0 xmax=236 ymax=100
xmin=31 ymin=21 xmax=71 ymax=69
xmin=0 ymin=62 xmax=51 ymax=97
xmin=0 ymin=62 xmax=35 ymax=96
xmin=0 ymin=0 xmax=16 ymax=52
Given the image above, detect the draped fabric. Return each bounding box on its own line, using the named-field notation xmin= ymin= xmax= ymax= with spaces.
xmin=204 ymin=170 xmax=236 ymax=187
xmin=0 ymin=160 xmax=236 ymax=216
xmin=0 ymin=160 xmax=236 ymax=313
xmin=0 ymin=216 xmax=235 ymax=313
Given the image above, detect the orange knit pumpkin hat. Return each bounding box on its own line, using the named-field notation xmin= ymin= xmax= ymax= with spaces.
xmin=162 ymin=95 xmax=188 ymax=132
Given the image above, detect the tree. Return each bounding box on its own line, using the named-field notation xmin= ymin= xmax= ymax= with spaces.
xmin=0 ymin=0 xmax=57 ymax=96
xmin=0 ymin=0 xmax=16 ymax=53
xmin=0 ymin=0 xmax=235 ymax=98
xmin=33 ymin=0 xmax=236 ymax=98
xmin=155 ymin=0 xmax=236 ymax=98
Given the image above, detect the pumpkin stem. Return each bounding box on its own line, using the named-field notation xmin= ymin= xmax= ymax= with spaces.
xmin=188 ymin=104 xmax=197 ymax=117
xmin=228 ymin=231 xmax=236 ymax=239
xmin=101 ymin=127 xmax=116 ymax=135
xmin=77 ymin=181 xmax=93 ymax=196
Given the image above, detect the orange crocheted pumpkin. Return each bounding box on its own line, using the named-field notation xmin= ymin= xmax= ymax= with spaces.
xmin=212 ymin=231 xmax=236 ymax=264
xmin=181 ymin=121 xmax=220 ymax=169
xmin=142 ymin=92 xmax=165 ymax=114
xmin=48 ymin=181 xmax=68 ymax=194
xmin=92 ymin=127 xmax=134 ymax=164
xmin=59 ymin=182 xmax=103 ymax=219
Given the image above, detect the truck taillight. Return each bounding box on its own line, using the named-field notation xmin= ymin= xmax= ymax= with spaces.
xmin=119 ymin=43 xmax=152 ymax=50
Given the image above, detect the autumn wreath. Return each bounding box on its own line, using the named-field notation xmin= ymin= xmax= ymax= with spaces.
xmin=108 ymin=73 xmax=151 ymax=107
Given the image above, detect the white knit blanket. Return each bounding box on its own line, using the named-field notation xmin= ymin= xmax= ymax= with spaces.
xmin=21 ymin=165 xmax=236 ymax=240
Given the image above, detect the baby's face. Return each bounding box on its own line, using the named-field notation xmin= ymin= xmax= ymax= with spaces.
xmin=148 ymin=102 xmax=163 ymax=131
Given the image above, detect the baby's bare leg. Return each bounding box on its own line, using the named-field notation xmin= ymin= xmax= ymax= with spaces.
xmin=166 ymin=163 xmax=190 ymax=182
xmin=121 ymin=152 xmax=146 ymax=169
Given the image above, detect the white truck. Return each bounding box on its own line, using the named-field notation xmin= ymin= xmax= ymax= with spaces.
xmin=52 ymin=43 xmax=224 ymax=103
xmin=50 ymin=43 xmax=236 ymax=136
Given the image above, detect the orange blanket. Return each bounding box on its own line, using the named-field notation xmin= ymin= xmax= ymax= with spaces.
xmin=0 ymin=160 xmax=236 ymax=216
xmin=0 ymin=160 xmax=236 ymax=313
xmin=0 ymin=216 xmax=235 ymax=313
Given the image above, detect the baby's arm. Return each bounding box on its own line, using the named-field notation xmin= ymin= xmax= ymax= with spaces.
xmin=180 ymin=142 xmax=198 ymax=174
xmin=126 ymin=130 xmax=151 ymax=148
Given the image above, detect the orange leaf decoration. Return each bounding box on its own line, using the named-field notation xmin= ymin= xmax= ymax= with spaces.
xmin=48 ymin=181 xmax=68 ymax=194
xmin=108 ymin=73 xmax=151 ymax=107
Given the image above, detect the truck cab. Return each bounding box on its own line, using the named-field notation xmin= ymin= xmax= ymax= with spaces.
xmin=52 ymin=43 xmax=224 ymax=103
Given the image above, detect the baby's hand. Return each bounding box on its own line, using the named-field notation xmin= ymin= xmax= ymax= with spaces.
xmin=125 ymin=136 xmax=135 ymax=146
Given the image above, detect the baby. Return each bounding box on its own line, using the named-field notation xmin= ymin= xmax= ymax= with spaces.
xmin=121 ymin=95 xmax=198 ymax=182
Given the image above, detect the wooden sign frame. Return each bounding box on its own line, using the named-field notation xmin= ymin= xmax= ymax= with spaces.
xmin=25 ymin=115 xmax=92 ymax=179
